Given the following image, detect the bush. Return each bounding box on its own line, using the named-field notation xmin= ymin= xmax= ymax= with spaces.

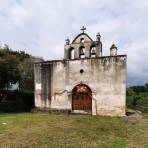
xmin=136 ymin=96 xmax=148 ymax=108
xmin=0 ymin=90 xmax=34 ymax=112
xmin=126 ymin=95 xmax=148 ymax=109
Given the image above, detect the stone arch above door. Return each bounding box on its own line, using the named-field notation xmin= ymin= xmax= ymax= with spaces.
xmin=72 ymin=82 xmax=92 ymax=112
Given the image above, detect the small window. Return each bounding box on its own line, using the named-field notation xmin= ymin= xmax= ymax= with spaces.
xmin=80 ymin=38 xmax=84 ymax=43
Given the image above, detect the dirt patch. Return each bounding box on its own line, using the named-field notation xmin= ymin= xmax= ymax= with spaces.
xmin=124 ymin=109 xmax=143 ymax=123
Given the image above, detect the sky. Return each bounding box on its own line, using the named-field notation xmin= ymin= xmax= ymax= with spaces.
xmin=0 ymin=0 xmax=148 ymax=85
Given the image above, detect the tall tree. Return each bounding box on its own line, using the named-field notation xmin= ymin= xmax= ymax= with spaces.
xmin=18 ymin=57 xmax=34 ymax=91
xmin=0 ymin=49 xmax=20 ymax=89
xmin=0 ymin=45 xmax=43 ymax=91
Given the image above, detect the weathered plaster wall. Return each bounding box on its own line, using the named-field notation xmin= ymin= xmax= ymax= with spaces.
xmin=34 ymin=63 xmax=54 ymax=108
xmin=34 ymin=55 xmax=126 ymax=116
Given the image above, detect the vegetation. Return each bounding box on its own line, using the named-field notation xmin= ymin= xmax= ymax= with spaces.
xmin=0 ymin=113 xmax=147 ymax=148
xmin=0 ymin=90 xmax=34 ymax=112
xmin=126 ymin=86 xmax=148 ymax=110
xmin=0 ymin=45 xmax=42 ymax=112
xmin=0 ymin=44 xmax=42 ymax=91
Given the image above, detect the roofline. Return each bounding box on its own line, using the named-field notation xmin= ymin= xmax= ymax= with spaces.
xmin=71 ymin=33 xmax=93 ymax=44
xmin=34 ymin=55 xmax=127 ymax=65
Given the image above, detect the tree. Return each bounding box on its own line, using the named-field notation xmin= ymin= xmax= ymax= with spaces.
xmin=18 ymin=57 xmax=34 ymax=91
xmin=0 ymin=45 xmax=43 ymax=91
xmin=0 ymin=53 xmax=20 ymax=90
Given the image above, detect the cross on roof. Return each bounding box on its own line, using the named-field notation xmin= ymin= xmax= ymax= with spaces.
xmin=80 ymin=26 xmax=86 ymax=33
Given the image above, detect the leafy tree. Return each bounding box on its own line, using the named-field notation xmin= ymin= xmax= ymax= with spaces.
xmin=18 ymin=57 xmax=34 ymax=91
xmin=0 ymin=44 xmax=43 ymax=91
xmin=0 ymin=51 xmax=20 ymax=90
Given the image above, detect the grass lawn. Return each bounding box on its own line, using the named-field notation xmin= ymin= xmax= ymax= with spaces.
xmin=0 ymin=113 xmax=148 ymax=148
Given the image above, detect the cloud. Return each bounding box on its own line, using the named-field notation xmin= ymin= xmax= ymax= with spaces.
xmin=0 ymin=0 xmax=148 ymax=85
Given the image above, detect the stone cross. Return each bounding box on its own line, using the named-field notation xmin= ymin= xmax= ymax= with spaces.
xmin=80 ymin=26 xmax=86 ymax=33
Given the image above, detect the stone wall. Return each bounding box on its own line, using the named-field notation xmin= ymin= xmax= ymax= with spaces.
xmin=34 ymin=55 xmax=126 ymax=116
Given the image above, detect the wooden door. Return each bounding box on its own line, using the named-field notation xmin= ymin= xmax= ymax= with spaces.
xmin=72 ymin=84 xmax=92 ymax=111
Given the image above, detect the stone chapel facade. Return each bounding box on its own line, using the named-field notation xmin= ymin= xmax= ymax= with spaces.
xmin=34 ymin=27 xmax=127 ymax=116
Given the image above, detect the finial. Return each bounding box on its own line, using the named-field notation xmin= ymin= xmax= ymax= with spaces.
xmin=110 ymin=44 xmax=117 ymax=49
xmin=65 ymin=38 xmax=70 ymax=45
xmin=110 ymin=44 xmax=117 ymax=56
xmin=80 ymin=26 xmax=86 ymax=33
xmin=96 ymin=32 xmax=101 ymax=41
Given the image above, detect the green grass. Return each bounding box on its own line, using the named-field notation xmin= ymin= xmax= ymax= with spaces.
xmin=0 ymin=113 xmax=148 ymax=148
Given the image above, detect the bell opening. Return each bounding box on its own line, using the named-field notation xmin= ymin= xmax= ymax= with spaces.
xmin=91 ymin=47 xmax=96 ymax=58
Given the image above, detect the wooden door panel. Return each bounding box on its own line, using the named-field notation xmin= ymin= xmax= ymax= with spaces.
xmin=72 ymin=93 xmax=92 ymax=111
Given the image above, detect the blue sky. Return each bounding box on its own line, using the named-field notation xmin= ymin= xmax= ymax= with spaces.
xmin=0 ymin=0 xmax=148 ymax=85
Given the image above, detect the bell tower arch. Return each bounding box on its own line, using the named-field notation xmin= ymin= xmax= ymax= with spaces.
xmin=64 ymin=27 xmax=102 ymax=59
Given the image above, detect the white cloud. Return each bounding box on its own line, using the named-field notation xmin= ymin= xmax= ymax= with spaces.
xmin=0 ymin=0 xmax=148 ymax=85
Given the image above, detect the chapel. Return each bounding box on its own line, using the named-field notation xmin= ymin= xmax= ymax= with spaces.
xmin=34 ymin=27 xmax=127 ymax=116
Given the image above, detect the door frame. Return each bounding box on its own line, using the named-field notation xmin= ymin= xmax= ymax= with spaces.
xmin=71 ymin=83 xmax=92 ymax=113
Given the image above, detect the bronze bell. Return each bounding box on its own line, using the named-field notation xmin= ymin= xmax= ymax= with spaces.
xmin=80 ymin=49 xmax=85 ymax=55
xmin=91 ymin=48 xmax=96 ymax=55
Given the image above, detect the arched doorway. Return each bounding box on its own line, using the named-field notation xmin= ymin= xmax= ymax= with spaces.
xmin=72 ymin=83 xmax=92 ymax=112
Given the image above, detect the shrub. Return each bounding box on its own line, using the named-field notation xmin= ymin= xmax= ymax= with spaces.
xmin=0 ymin=90 xmax=34 ymax=112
